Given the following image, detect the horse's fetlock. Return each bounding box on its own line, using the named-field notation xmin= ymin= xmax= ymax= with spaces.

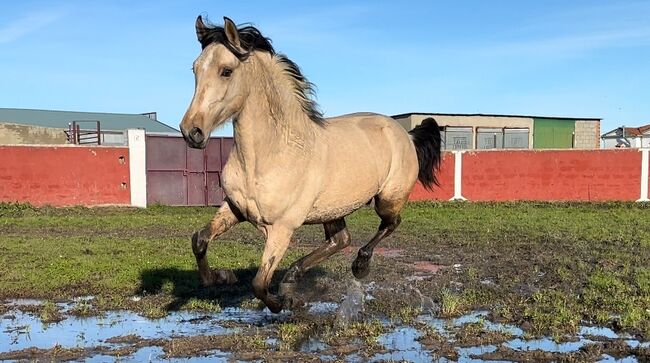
xmin=252 ymin=277 xmax=267 ymax=300
xmin=339 ymin=229 xmax=352 ymax=248
xmin=358 ymin=249 xmax=372 ymax=259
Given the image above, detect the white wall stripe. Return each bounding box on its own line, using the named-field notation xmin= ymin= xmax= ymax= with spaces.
xmin=638 ymin=148 xmax=649 ymax=202
xmin=127 ymin=129 xmax=147 ymax=208
xmin=450 ymin=151 xmax=467 ymax=201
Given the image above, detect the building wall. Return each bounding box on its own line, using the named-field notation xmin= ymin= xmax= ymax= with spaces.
xmin=602 ymin=135 xmax=650 ymax=148
xmin=0 ymin=145 xmax=131 ymax=206
xmin=574 ymin=120 xmax=601 ymax=149
xmin=394 ymin=114 xmax=601 ymax=149
xmin=398 ymin=114 xmax=535 ymax=149
xmin=0 ymin=122 xmax=67 ymax=145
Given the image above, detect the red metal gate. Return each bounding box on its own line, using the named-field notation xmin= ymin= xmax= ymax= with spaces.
xmin=146 ymin=135 xmax=233 ymax=206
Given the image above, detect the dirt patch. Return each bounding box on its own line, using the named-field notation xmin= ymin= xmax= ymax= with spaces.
xmin=453 ymin=322 xmax=514 ymax=347
xmin=0 ymin=346 xmax=110 ymax=362
xmin=417 ymin=330 xmax=459 ymax=360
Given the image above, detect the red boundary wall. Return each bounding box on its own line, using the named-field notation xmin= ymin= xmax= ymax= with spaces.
xmin=0 ymin=145 xmax=131 ymax=206
xmin=410 ymin=149 xmax=646 ymax=202
xmin=410 ymin=152 xmax=455 ymax=201
xmin=0 ymin=146 xmax=646 ymax=207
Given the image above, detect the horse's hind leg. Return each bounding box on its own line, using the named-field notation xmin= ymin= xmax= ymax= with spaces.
xmin=352 ymin=196 xmax=405 ymax=279
xmin=279 ymin=218 xmax=350 ymax=299
xmin=192 ymin=201 xmax=243 ymax=286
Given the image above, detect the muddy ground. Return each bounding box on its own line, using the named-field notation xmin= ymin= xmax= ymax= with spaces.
xmin=0 ymin=202 xmax=649 ymax=361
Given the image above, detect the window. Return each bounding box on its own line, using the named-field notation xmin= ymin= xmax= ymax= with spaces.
xmin=504 ymin=128 xmax=529 ymax=149
xmin=443 ymin=127 xmax=473 ymax=150
xmin=476 ymin=128 xmax=504 ymax=149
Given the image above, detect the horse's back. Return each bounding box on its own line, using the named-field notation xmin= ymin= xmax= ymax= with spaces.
xmin=304 ymin=113 xmax=418 ymax=223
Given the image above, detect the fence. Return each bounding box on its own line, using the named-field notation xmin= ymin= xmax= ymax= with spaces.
xmin=0 ymin=145 xmax=131 ymax=206
xmin=1 ymin=132 xmax=648 ymax=207
xmin=410 ymin=149 xmax=649 ymax=202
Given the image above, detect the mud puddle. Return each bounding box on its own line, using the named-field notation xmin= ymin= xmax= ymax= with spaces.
xmin=1 ymin=294 xmax=648 ymax=362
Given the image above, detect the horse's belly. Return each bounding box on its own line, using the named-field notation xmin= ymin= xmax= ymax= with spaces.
xmin=303 ymin=200 xmax=370 ymax=224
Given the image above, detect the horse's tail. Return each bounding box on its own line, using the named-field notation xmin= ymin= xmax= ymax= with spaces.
xmin=408 ymin=117 xmax=442 ymax=191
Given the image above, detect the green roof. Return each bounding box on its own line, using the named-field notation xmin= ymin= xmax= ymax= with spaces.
xmin=0 ymin=108 xmax=178 ymax=133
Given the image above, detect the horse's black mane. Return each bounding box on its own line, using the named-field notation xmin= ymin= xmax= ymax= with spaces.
xmin=199 ymin=19 xmax=325 ymax=125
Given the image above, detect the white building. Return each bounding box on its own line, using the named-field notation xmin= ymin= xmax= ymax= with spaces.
xmin=601 ymin=125 xmax=650 ymax=148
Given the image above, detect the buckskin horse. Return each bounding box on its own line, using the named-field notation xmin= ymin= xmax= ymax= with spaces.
xmin=179 ymin=16 xmax=442 ymax=313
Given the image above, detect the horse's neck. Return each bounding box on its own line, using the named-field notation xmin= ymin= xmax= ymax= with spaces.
xmin=231 ymin=56 xmax=318 ymax=170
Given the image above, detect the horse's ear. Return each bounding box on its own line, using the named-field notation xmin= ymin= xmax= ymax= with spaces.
xmin=196 ymin=15 xmax=209 ymax=44
xmin=223 ymin=16 xmax=242 ymax=50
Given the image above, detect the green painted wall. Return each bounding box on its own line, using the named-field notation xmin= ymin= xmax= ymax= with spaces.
xmin=533 ymin=118 xmax=575 ymax=149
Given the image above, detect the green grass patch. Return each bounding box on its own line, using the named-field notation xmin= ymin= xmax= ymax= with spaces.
xmin=1 ymin=201 xmax=649 ymax=339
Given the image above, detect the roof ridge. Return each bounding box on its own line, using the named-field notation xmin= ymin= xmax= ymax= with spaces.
xmin=392 ymin=112 xmax=601 ymax=121
xmin=0 ymin=107 xmax=146 ymax=117
xmin=0 ymin=107 xmax=179 ymax=132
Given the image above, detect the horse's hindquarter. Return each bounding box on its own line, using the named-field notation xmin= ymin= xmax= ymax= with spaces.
xmin=304 ymin=113 xmax=418 ymax=223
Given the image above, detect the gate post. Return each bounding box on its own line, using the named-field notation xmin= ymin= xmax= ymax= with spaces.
xmin=450 ymin=151 xmax=467 ymax=201
xmin=639 ymin=148 xmax=649 ymax=202
xmin=127 ymin=129 xmax=147 ymax=208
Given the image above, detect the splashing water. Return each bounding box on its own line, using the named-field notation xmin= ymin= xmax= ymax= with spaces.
xmin=335 ymin=280 xmax=365 ymax=324
xmin=408 ymin=285 xmax=439 ymax=316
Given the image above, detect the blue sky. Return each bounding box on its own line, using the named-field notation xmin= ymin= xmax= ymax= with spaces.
xmin=1 ymin=1 xmax=649 ymax=135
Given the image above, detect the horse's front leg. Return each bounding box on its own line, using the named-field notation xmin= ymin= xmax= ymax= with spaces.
xmin=252 ymin=225 xmax=294 ymax=313
xmin=192 ymin=200 xmax=243 ymax=286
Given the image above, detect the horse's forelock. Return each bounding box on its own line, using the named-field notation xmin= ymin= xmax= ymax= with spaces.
xmin=199 ymin=20 xmax=275 ymax=61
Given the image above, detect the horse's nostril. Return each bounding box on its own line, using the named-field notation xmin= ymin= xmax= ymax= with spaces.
xmin=189 ymin=127 xmax=204 ymax=144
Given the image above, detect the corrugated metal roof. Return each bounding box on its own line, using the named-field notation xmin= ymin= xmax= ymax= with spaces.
xmin=392 ymin=112 xmax=601 ymax=121
xmin=0 ymin=108 xmax=178 ymax=133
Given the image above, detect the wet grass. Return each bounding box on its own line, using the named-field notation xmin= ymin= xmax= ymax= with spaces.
xmin=1 ymin=201 xmax=649 ymax=342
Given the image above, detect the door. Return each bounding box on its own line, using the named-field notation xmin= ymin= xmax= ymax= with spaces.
xmin=533 ymin=119 xmax=575 ymax=149
xmin=146 ymin=135 xmax=233 ymax=206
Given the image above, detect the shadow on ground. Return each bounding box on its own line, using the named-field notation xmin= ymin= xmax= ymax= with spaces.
xmin=138 ymin=267 xmax=329 ymax=311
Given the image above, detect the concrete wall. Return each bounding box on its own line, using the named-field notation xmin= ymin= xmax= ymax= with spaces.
xmin=0 ymin=145 xmax=131 ymax=206
xmin=410 ymin=149 xmax=649 ymax=202
xmin=398 ymin=114 xmax=535 ymax=149
xmin=575 ymin=120 xmax=600 ymax=149
xmin=0 ymin=122 xmax=67 ymax=145
xmin=410 ymin=152 xmax=455 ymax=201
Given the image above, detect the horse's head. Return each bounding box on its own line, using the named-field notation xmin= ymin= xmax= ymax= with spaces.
xmin=180 ymin=16 xmax=257 ymax=149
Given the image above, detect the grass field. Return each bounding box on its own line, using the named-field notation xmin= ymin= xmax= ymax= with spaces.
xmin=1 ymin=201 xmax=649 ymax=360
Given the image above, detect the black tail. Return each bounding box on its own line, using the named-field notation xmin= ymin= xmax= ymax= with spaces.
xmin=408 ymin=118 xmax=442 ymax=190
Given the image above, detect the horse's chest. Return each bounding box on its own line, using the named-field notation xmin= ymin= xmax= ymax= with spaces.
xmin=222 ymin=164 xmax=295 ymax=225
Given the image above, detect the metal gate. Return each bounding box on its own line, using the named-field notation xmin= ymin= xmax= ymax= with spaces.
xmin=146 ymin=135 xmax=233 ymax=206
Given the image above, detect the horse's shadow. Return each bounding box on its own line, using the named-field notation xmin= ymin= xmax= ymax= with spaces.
xmin=138 ymin=266 xmax=327 ymax=311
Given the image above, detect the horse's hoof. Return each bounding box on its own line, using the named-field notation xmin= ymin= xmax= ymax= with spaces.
xmin=352 ymin=257 xmax=371 ymax=279
xmin=265 ymin=295 xmax=284 ymax=314
xmin=191 ymin=231 xmax=209 ymax=258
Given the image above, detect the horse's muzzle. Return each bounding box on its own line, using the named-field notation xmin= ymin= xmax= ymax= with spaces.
xmin=182 ymin=127 xmax=207 ymax=149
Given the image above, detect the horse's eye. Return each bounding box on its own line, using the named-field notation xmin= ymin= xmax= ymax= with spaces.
xmin=221 ymin=68 xmax=233 ymax=78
